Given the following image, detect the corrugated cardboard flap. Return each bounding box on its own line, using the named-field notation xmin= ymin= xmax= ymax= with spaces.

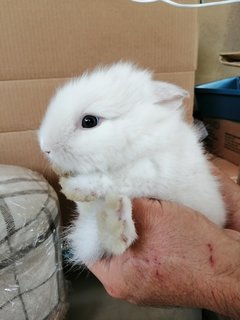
xmin=0 ymin=0 xmax=198 ymax=80
xmin=219 ymin=51 xmax=240 ymax=68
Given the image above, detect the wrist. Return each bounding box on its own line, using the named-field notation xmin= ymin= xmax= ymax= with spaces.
xmin=196 ymin=238 xmax=240 ymax=319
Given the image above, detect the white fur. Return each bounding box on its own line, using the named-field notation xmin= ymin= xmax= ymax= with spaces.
xmin=39 ymin=62 xmax=226 ymax=265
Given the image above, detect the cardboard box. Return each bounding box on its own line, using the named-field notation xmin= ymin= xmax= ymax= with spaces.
xmin=0 ymin=0 xmax=198 ymax=177
xmin=204 ymin=118 xmax=240 ymax=166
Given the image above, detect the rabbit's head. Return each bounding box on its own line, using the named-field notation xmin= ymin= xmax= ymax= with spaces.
xmin=39 ymin=62 xmax=188 ymax=175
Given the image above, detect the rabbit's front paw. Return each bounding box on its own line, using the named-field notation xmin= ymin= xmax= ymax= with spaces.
xmin=59 ymin=176 xmax=97 ymax=202
xmin=98 ymin=195 xmax=137 ymax=255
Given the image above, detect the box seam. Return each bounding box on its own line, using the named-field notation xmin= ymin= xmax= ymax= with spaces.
xmin=0 ymin=70 xmax=197 ymax=83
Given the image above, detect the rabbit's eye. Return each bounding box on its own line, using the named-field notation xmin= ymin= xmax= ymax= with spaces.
xmin=82 ymin=115 xmax=99 ymax=128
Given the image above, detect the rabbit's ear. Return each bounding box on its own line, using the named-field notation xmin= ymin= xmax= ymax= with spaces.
xmin=153 ymin=81 xmax=189 ymax=109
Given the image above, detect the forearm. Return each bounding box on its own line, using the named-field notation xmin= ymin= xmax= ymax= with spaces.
xmin=132 ymin=228 xmax=240 ymax=318
xmin=211 ymin=163 xmax=240 ymax=231
xmin=189 ymin=237 xmax=240 ymax=319
xmin=198 ymin=268 xmax=240 ymax=319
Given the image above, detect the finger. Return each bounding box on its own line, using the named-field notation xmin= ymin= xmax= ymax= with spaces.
xmin=89 ymin=255 xmax=126 ymax=284
xmin=89 ymin=256 xmax=130 ymax=299
xmin=132 ymin=198 xmax=164 ymax=227
xmin=88 ymin=259 xmax=111 ymax=283
xmin=223 ymin=229 xmax=240 ymax=241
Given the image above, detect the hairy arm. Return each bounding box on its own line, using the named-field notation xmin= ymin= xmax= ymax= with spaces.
xmin=90 ymin=172 xmax=240 ymax=319
xmin=213 ymin=166 xmax=240 ymax=231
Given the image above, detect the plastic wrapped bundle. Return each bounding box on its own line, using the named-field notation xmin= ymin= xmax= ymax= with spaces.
xmin=0 ymin=165 xmax=67 ymax=320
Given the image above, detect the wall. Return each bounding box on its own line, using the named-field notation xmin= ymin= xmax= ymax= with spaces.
xmin=196 ymin=3 xmax=240 ymax=84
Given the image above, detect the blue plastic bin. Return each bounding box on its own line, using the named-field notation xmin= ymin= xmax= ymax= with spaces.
xmin=195 ymin=77 xmax=240 ymax=121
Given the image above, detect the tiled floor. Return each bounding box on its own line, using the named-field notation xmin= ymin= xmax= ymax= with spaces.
xmin=64 ymin=270 xmax=203 ymax=320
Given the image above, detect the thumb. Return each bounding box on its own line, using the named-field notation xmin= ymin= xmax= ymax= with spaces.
xmin=223 ymin=229 xmax=240 ymax=242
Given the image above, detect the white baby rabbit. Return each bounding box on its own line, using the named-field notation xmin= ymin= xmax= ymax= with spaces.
xmin=39 ymin=62 xmax=226 ymax=265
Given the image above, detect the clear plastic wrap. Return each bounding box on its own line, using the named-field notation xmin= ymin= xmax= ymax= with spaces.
xmin=0 ymin=165 xmax=67 ymax=320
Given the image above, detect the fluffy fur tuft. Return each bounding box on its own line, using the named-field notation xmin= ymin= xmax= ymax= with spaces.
xmin=39 ymin=62 xmax=226 ymax=265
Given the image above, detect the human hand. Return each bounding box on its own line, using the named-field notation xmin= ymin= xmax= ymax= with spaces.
xmin=89 ymin=171 xmax=240 ymax=319
xmin=211 ymin=165 xmax=240 ymax=231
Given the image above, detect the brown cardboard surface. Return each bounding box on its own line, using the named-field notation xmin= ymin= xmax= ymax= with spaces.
xmin=0 ymin=71 xmax=194 ymax=134
xmin=0 ymin=0 xmax=198 ymax=81
xmin=0 ymin=78 xmax=67 ymax=133
xmin=0 ymin=130 xmax=48 ymax=174
xmin=204 ymin=118 xmax=240 ymax=166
